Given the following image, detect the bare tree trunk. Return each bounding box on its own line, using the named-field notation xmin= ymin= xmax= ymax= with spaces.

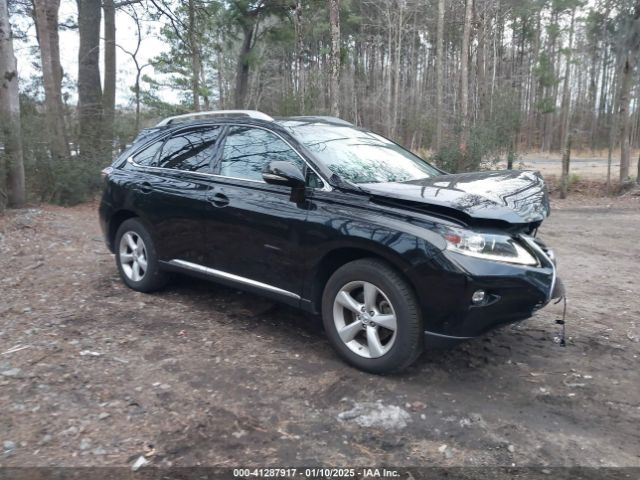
xmin=434 ymin=0 xmax=444 ymax=150
xmin=0 ymin=0 xmax=25 ymax=208
xmin=134 ymin=68 xmax=141 ymax=132
xmin=33 ymin=0 xmax=69 ymax=161
xmin=606 ymin=70 xmax=620 ymax=194
xmin=328 ymin=0 xmax=340 ymax=117
xmin=217 ymin=41 xmax=225 ymax=109
xmin=559 ymin=9 xmax=575 ymax=199
xmin=587 ymin=26 xmax=600 ymax=152
xmin=384 ymin=19 xmax=392 ymax=134
xmin=617 ymin=59 xmax=632 ymax=182
xmin=200 ymin=65 xmax=210 ymax=109
xmin=119 ymin=6 xmax=146 ymax=134
xmin=560 ymin=134 xmax=571 ymax=199
xmin=489 ymin=2 xmax=499 ymax=119
xmin=597 ymin=41 xmax=610 ymax=127
xmin=618 ymin=2 xmax=640 ymax=182
xmin=293 ymin=1 xmax=305 ymax=113
xmin=529 ymin=11 xmax=541 ymax=150
xmin=188 ymin=0 xmax=200 ymax=111
xmin=235 ymin=23 xmax=254 ymax=109
xmin=76 ymin=0 xmax=103 ymax=160
xmin=458 ymin=0 xmax=473 ymax=171
xmin=541 ymin=11 xmax=558 ymax=152
xmin=102 ymin=0 xmax=116 ymax=149
xmin=390 ymin=2 xmax=403 ymax=138
xmin=476 ymin=1 xmax=487 ymax=125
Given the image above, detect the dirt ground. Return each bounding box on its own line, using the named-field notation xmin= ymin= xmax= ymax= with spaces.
xmin=0 ymin=195 xmax=639 ymax=469
xmin=509 ymin=150 xmax=639 ymax=180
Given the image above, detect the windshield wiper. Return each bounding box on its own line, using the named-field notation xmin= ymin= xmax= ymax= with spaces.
xmin=329 ymin=174 xmax=367 ymax=194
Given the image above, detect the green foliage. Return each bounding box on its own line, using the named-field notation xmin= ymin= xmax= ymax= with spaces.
xmin=19 ymin=94 xmax=53 ymax=203
xmin=533 ymin=52 xmax=559 ymax=114
xmin=276 ymin=94 xmax=304 ymax=116
xmin=568 ymin=173 xmax=580 ymax=189
xmin=536 ymin=96 xmax=556 ymax=114
xmin=18 ymin=94 xmax=104 ymax=205
xmin=534 ymin=53 xmax=557 ymax=88
xmin=267 ymin=21 xmax=295 ymax=43
xmin=113 ymin=110 xmax=142 ymax=149
xmin=431 ymin=89 xmax=521 ymax=173
xmin=430 ymin=145 xmax=461 ymax=173
xmin=9 ymin=0 xmax=636 ymax=208
xmin=47 ymin=159 xmax=102 ymax=205
xmin=149 ymin=1 xmax=223 ymax=109
xmin=551 ymin=0 xmax=585 ymax=15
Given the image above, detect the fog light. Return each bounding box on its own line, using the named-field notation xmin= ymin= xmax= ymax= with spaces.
xmin=471 ymin=290 xmax=486 ymax=304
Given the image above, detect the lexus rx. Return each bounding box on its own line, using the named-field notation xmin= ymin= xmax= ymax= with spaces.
xmin=99 ymin=110 xmax=563 ymax=373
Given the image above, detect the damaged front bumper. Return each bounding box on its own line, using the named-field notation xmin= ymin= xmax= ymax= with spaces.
xmin=520 ymin=234 xmax=563 ymax=303
xmin=414 ymin=235 xmax=565 ymax=348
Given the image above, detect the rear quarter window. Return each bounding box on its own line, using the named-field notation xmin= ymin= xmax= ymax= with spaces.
xmin=132 ymin=140 xmax=163 ymax=166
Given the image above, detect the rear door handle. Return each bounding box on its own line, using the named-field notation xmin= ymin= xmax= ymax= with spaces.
xmin=207 ymin=192 xmax=229 ymax=208
xmin=139 ymin=182 xmax=152 ymax=194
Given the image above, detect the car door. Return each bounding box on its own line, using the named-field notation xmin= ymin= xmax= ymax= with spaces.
xmin=128 ymin=126 xmax=222 ymax=263
xmin=201 ymin=125 xmax=312 ymax=299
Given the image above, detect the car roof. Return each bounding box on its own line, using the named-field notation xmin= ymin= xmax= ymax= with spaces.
xmin=125 ymin=115 xmax=350 ymax=181
xmin=131 ymin=115 xmax=358 ymax=146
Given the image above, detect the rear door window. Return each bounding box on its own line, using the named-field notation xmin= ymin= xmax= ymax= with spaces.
xmin=157 ymin=127 xmax=221 ymax=172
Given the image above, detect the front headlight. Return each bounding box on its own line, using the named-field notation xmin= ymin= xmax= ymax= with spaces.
xmin=439 ymin=226 xmax=538 ymax=266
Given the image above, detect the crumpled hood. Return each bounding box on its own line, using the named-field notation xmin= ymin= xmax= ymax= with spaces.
xmin=360 ymin=170 xmax=550 ymax=224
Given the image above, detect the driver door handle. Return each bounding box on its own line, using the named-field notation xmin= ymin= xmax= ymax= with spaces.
xmin=208 ymin=192 xmax=229 ymax=208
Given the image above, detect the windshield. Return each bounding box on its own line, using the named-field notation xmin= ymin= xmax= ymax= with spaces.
xmin=284 ymin=122 xmax=440 ymax=184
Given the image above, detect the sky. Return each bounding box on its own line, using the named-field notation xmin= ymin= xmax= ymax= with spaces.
xmin=13 ymin=0 xmax=179 ymax=106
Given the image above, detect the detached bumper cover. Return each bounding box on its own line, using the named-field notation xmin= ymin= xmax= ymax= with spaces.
xmin=552 ymin=277 xmax=565 ymax=300
xmin=519 ymin=234 xmax=558 ymax=302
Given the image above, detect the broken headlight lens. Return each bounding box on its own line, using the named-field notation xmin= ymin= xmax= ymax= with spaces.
xmin=439 ymin=226 xmax=538 ymax=266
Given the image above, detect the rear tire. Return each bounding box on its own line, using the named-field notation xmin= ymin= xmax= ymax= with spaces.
xmin=114 ymin=218 xmax=168 ymax=292
xmin=322 ymin=258 xmax=423 ymax=373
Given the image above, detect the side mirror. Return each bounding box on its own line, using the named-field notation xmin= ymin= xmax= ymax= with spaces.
xmin=262 ymin=161 xmax=306 ymax=188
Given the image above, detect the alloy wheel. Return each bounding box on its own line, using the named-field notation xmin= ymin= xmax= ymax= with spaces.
xmin=119 ymin=231 xmax=148 ymax=282
xmin=332 ymin=280 xmax=398 ymax=358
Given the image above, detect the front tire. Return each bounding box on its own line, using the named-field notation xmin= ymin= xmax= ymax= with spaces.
xmin=322 ymin=258 xmax=423 ymax=373
xmin=114 ymin=218 xmax=168 ymax=292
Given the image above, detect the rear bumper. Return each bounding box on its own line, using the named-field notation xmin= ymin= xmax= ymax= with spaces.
xmin=98 ymin=199 xmax=114 ymax=253
xmin=409 ymin=238 xmax=562 ymax=344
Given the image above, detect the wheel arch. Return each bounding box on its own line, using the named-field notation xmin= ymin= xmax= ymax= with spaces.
xmin=107 ymin=209 xmax=138 ymax=253
xmin=306 ymin=244 xmax=417 ymax=315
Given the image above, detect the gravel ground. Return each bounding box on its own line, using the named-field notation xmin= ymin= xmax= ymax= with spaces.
xmin=508 ymin=152 xmax=639 ymax=180
xmin=0 ymin=196 xmax=639 ymax=468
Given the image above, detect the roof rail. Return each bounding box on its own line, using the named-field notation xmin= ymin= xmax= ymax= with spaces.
xmin=156 ymin=110 xmax=274 ymax=126
xmin=309 ymin=116 xmax=353 ymax=126
xmin=285 ymin=115 xmax=353 ymax=126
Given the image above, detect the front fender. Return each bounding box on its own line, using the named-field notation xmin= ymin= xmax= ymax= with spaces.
xmin=300 ymin=200 xmax=448 ymax=309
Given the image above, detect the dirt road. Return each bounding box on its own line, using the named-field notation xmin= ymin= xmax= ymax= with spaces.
xmin=0 ymin=197 xmax=639 ymax=468
xmin=513 ymin=152 xmax=639 ymax=180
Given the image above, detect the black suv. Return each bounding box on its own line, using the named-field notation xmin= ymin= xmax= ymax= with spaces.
xmin=99 ymin=110 xmax=562 ymax=373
